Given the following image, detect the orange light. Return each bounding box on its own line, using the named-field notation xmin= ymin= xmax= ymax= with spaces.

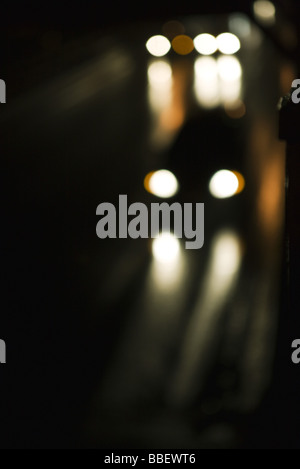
xmin=232 ymin=171 xmax=246 ymax=194
xmin=172 ymin=35 xmax=194 ymax=55
xmin=144 ymin=171 xmax=155 ymax=193
xmin=224 ymin=100 xmax=246 ymax=119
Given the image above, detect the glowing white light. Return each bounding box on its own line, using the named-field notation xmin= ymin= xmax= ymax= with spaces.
xmin=211 ymin=231 xmax=242 ymax=278
xmin=147 ymin=60 xmax=172 ymax=114
xmin=148 ymin=87 xmax=172 ymax=115
xmin=146 ymin=35 xmax=171 ymax=57
xmin=209 ymin=170 xmax=239 ymax=199
xmin=253 ymin=1 xmax=276 ymax=25
xmin=194 ymin=34 xmax=218 ymax=55
xmin=194 ymin=80 xmax=221 ymax=109
xmin=147 ymin=170 xmax=179 ymax=198
xmin=152 ymin=233 xmax=181 ymax=264
xmin=194 ymin=56 xmax=243 ymax=109
xmin=151 ymin=241 xmax=185 ymax=291
xmin=217 ymin=33 xmax=241 ymax=55
xmin=147 ymin=60 xmax=172 ymax=86
xmin=217 ymin=56 xmax=242 ymax=81
xmin=194 ymin=57 xmax=219 ymax=108
xmin=194 ymin=57 xmax=220 ymax=109
xmin=220 ymin=80 xmax=241 ymax=104
xmin=194 ymin=56 xmax=219 ymax=80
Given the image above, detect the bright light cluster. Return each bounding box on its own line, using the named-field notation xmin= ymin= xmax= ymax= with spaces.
xmin=146 ymin=32 xmax=241 ymax=57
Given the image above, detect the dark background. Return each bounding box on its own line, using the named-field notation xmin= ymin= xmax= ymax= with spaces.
xmin=1 ymin=0 xmax=300 ymax=449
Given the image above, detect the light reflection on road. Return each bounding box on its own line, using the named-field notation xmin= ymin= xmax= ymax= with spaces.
xmin=169 ymin=230 xmax=243 ymax=406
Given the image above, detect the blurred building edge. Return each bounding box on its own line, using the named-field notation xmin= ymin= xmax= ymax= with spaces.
xmin=278 ymin=91 xmax=300 ymax=324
